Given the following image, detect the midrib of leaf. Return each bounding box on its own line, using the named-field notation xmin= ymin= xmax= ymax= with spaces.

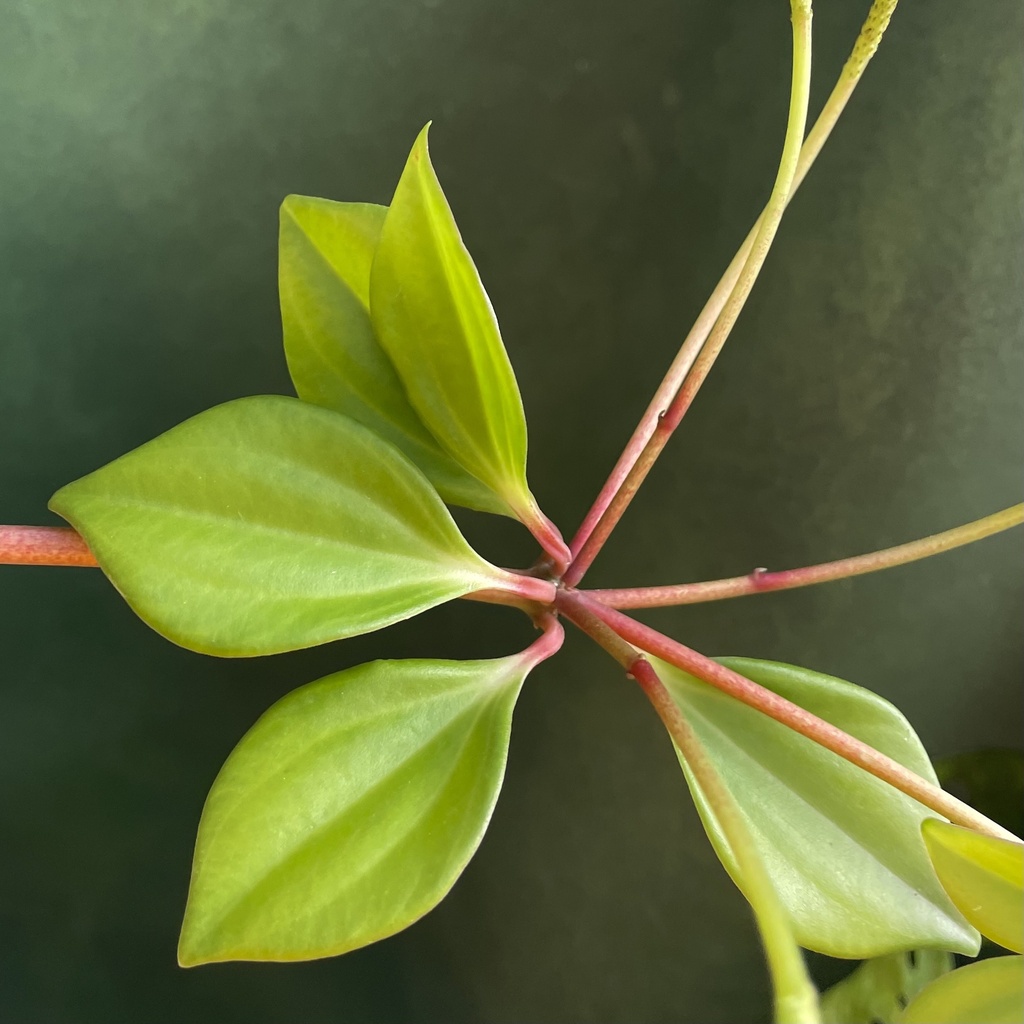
xmin=426 ymin=186 xmax=523 ymax=486
xmin=283 ymin=204 xmax=373 ymax=310
xmin=92 ymin=493 xmax=469 ymax=569
xmin=209 ymin=671 xmax=514 ymax=806
xmin=205 ymin=698 xmax=498 ymax=940
xmin=86 ymin=447 xmax=481 ymax=567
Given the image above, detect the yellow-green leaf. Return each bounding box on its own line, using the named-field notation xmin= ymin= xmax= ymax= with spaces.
xmin=923 ymin=819 xmax=1024 ymax=953
xmin=369 ymin=124 xmax=536 ymax=519
xmin=656 ymin=657 xmax=978 ymax=958
xmin=279 ymin=195 xmax=508 ymax=514
xmin=897 ymin=956 xmax=1024 ymax=1024
xmin=179 ymin=654 xmax=537 ymax=964
xmin=50 ymin=396 xmax=506 ymax=656
xmin=820 ymin=950 xmax=954 ymax=1024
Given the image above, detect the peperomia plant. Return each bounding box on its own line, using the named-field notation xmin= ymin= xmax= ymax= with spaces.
xmin=1 ymin=1 xmax=1022 ymax=1021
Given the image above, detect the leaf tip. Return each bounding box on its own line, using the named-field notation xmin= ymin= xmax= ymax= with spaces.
xmin=176 ymin=933 xmax=204 ymax=969
xmin=411 ymin=121 xmax=433 ymax=163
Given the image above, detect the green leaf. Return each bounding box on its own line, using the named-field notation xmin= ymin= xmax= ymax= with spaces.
xmin=178 ymin=654 xmax=534 ymax=964
xmin=279 ymin=195 xmax=509 ymax=515
xmin=922 ymin=819 xmax=1024 ymax=953
xmin=820 ymin=950 xmax=954 ymax=1024
xmin=655 ymin=656 xmax=979 ymax=958
xmin=369 ymin=124 xmax=535 ymax=519
xmin=897 ymin=956 xmax=1024 ymax=1024
xmin=50 ymin=396 xmax=505 ymax=656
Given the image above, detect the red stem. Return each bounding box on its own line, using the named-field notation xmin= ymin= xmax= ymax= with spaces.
xmin=0 ymin=526 xmax=98 ymax=567
xmin=587 ymin=504 xmax=1024 ymax=608
xmin=518 ymin=612 xmax=566 ymax=670
xmin=557 ymin=589 xmax=1018 ymax=842
xmin=513 ymin=498 xmax=571 ymax=578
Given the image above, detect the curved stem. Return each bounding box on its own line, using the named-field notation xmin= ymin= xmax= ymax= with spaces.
xmin=588 ymin=503 xmax=1024 ymax=608
xmin=0 ymin=525 xmax=98 ymax=567
xmin=560 ymin=589 xmax=1018 ymax=843
xmin=565 ymin=0 xmax=814 ymax=586
xmin=519 ymin=612 xmax=565 ymax=669
xmin=513 ymin=496 xmax=571 ymax=578
xmin=558 ymin=591 xmax=819 ymax=1023
xmin=567 ymin=0 xmax=902 ymax=581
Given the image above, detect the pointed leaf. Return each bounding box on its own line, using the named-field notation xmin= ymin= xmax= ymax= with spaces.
xmin=656 ymin=656 xmax=979 ymax=958
xmin=279 ymin=195 xmax=508 ymax=515
xmin=178 ymin=654 xmax=535 ymax=964
xmin=897 ymin=956 xmax=1024 ymax=1024
xmin=820 ymin=951 xmax=954 ymax=1024
xmin=370 ymin=125 xmax=534 ymax=518
xmin=50 ymin=396 xmax=504 ymax=656
xmin=922 ymin=819 xmax=1024 ymax=953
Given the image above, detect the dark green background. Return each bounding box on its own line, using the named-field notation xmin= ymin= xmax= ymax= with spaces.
xmin=1 ymin=1 xmax=1021 ymax=1021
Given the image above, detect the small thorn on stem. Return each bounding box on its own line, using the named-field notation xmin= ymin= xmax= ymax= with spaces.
xmin=750 ymin=567 xmax=770 ymax=588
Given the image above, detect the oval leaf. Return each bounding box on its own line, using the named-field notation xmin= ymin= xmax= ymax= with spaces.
xmin=922 ymin=819 xmax=1024 ymax=953
xmin=655 ymin=656 xmax=979 ymax=958
xmin=279 ymin=195 xmax=508 ymax=515
xmin=369 ymin=124 xmax=534 ymax=519
xmin=178 ymin=654 xmax=536 ymax=964
xmin=897 ymin=955 xmax=1024 ymax=1024
xmin=50 ymin=396 xmax=504 ymax=656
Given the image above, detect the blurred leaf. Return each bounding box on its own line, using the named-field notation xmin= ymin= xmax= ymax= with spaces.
xmin=897 ymin=955 xmax=1024 ymax=1024
xmin=656 ymin=656 xmax=979 ymax=958
xmin=279 ymin=195 xmax=507 ymax=515
xmin=820 ymin=950 xmax=953 ymax=1024
xmin=936 ymin=749 xmax=1024 ymax=838
xmin=179 ymin=654 xmax=534 ymax=964
xmin=51 ymin=396 xmax=503 ymax=656
xmin=370 ymin=124 xmax=535 ymax=519
xmin=923 ymin=819 xmax=1024 ymax=953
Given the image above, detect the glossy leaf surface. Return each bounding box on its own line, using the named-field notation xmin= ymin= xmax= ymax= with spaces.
xmin=178 ymin=655 xmax=533 ymax=964
xmin=923 ymin=819 xmax=1024 ymax=953
xmin=50 ymin=396 xmax=501 ymax=656
xmin=897 ymin=956 xmax=1024 ymax=1024
xmin=820 ymin=950 xmax=953 ymax=1024
xmin=656 ymin=656 xmax=979 ymax=958
xmin=370 ymin=125 xmax=532 ymax=515
xmin=279 ymin=195 xmax=507 ymax=514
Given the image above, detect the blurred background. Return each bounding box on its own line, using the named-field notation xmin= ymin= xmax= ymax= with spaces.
xmin=1 ymin=0 xmax=1021 ymax=1021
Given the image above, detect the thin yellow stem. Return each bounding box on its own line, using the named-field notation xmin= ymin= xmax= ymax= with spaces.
xmin=568 ymin=0 xmax=903 ymax=578
xmin=565 ymin=0 xmax=815 ymax=586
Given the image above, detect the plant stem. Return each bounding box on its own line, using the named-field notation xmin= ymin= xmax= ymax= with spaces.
xmin=566 ymin=0 xmax=902 ymax=583
xmin=0 ymin=525 xmax=98 ymax=567
xmin=557 ymin=592 xmax=820 ymax=1024
xmin=587 ymin=504 xmax=1024 ymax=608
xmin=467 ymin=572 xmax=557 ymax=608
xmin=561 ymin=590 xmax=1019 ymax=843
xmin=564 ymin=0 xmax=814 ymax=586
xmin=513 ymin=496 xmax=571 ymax=578
xmin=631 ymin=661 xmax=821 ymax=1024
xmin=519 ymin=612 xmax=565 ymax=669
